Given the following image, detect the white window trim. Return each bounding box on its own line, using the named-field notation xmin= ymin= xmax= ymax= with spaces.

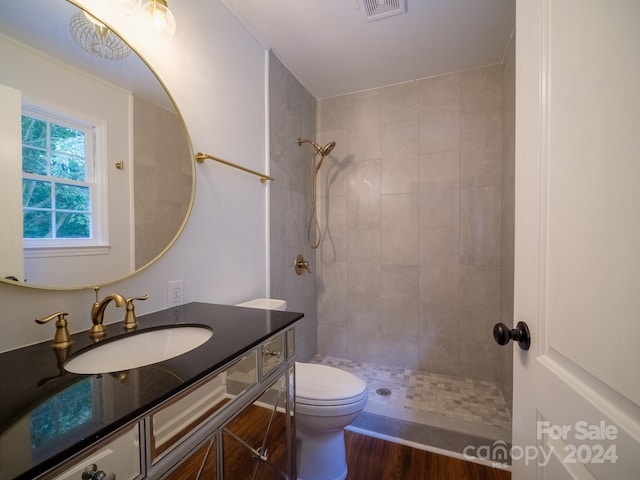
xmin=21 ymin=102 xmax=110 ymax=255
xmin=24 ymin=244 xmax=111 ymax=259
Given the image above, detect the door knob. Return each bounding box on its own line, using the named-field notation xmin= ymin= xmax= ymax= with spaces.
xmin=493 ymin=321 xmax=531 ymax=350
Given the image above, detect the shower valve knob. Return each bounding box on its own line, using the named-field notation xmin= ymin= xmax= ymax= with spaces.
xmin=493 ymin=321 xmax=531 ymax=350
xmin=295 ymin=255 xmax=311 ymax=275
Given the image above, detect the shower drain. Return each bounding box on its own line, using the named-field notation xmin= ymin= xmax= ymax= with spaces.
xmin=376 ymin=387 xmax=392 ymax=397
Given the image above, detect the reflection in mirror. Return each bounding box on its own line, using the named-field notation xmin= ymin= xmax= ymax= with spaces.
xmin=0 ymin=0 xmax=194 ymax=289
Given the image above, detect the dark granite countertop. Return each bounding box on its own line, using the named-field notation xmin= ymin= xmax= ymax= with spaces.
xmin=0 ymin=302 xmax=303 ymax=480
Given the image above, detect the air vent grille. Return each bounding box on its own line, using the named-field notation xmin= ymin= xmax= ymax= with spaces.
xmin=359 ymin=0 xmax=407 ymax=22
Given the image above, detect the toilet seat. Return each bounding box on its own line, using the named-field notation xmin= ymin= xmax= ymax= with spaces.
xmin=295 ymin=362 xmax=368 ymax=407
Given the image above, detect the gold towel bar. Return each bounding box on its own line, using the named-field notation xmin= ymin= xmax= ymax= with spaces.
xmin=195 ymin=152 xmax=274 ymax=183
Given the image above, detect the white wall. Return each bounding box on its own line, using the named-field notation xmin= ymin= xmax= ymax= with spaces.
xmin=0 ymin=0 xmax=269 ymax=352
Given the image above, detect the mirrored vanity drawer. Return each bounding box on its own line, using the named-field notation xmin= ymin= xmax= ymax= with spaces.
xmin=52 ymin=424 xmax=140 ymax=480
xmin=151 ymin=351 xmax=257 ymax=463
xmin=261 ymin=333 xmax=285 ymax=377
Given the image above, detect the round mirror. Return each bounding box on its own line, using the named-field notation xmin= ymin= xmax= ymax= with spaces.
xmin=0 ymin=0 xmax=194 ymax=289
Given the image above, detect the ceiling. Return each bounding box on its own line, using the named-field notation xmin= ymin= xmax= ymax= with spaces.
xmin=224 ymin=0 xmax=516 ymax=99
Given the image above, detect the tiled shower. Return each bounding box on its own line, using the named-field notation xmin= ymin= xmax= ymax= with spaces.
xmin=270 ymin=33 xmax=515 ymax=446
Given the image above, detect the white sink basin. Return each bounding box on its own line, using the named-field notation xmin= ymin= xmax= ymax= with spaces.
xmin=64 ymin=325 xmax=213 ymax=374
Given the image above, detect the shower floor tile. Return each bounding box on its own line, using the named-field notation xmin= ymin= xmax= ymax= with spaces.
xmin=310 ymin=355 xmax=512 ymax=443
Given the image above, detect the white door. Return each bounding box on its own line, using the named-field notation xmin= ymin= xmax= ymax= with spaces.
xmin=0 ymin=84 xmax=25 ymax=281
xmin=513 ymin=0 xmax=640 ymax=479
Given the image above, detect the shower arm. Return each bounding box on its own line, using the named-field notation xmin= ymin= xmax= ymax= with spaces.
xmin=297 ymin=138 xmax=322 ymax=154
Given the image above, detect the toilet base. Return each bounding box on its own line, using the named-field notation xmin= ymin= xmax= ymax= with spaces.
xmin=296 ymin=427 xmax=347 ymax=480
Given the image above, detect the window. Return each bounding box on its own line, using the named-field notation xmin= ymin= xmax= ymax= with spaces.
xmin=21 ymin=106 xmax=104 ymax=250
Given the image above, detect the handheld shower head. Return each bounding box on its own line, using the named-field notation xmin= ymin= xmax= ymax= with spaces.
xmin=297 ymin=138 xmax=336 ymax=158
xmin=320 ymin=141 xmax=336 ymax=157
xmin=297 ymin=137 xmax=338 ymax=250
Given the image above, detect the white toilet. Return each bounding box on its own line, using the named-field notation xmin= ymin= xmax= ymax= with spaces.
xmin=236 ymin=298 xmax=368 ymax=480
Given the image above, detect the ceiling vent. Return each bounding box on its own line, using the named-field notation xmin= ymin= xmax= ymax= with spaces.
xmin=358 ymin=0 xmax=407 ymax=22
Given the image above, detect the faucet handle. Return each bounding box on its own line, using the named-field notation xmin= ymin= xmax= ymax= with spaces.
xmin=35 ymin=312 xmax=73 ymax=349
xmin=295 ymin=254 xmax=312 ymax=275
xmin=123 ymin=294 xmax=149 ymax=331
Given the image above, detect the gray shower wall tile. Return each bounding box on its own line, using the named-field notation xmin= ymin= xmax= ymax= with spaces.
xmin=380 ymin=266 xmax=419 ymax=342
xmin=317 ymin=260 xmax=347 ymax=327
xmin=460 ymin=108 xmax=503 ymax=187
xmin=347 ymin=259 xmax=382 ymax=300
xmin=419 ymin=226 xmax=460 ymax=266
xmin=381 ymin=120 xmax=420 ymax=194
xmin=381 ymin=193 xmax=419 ymax=265
xmin=346 ymin=226 xmax=382 ymax=299
xmin=382 ymin=337 xmax=421 ymax=369
xmin=459 ymin=342 xmax=500 ymax=382
xmin=419 ymin=263 xmax=460 ymax=310
xmin=459 ymin=266 xmax=501 ymax=346
xmin=418 ymin=73 xmax=461 ymax=154
xmin=348 ymin=291 xmax=381 ymax=325
xmin=460 ymin=185 xmax=502 ymax=266
xmin=348 ymin=92 xmax=382 ymax=160
xmin=418 ymin=182 xmax=460 ymax=229
xmin=318 ymin=324 xmax=348 ymax=358
xmin=381 ymin=81 xmax=419 ymax=124
xmin=419 ymin=106 xmax=460 ymax=154
xmin=419 ymin=150 xmax=460 ymax=185
xmin=381 ymin=297 xmax=419 ymax=343
xmin=418 ymin=72 xmax=461 ymax=109
xmin=281 ymin=190 xmax=308 ymax=247
xmin=319 ymin=95 xmax=348 ymax=131
xmin=348 ymin=294 xmax=382 ymax=362
xmin=419 ymin=333 xmax=461 ymax=377
xmin=347 ymin=159 xmax=381 ymax=230
xmin=317 ymin=194 xmax=348 ymax=263
xmin=419 ymin=300 xmax=460 ymax=342
xmin=381 ymin=264 xmax=419 ymax=298
xmin=461 ymin=64 xmax=502 ymax=113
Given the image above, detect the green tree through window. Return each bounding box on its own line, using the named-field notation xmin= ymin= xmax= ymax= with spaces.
xmin=21 ymin=110 xmax=93 ymax=240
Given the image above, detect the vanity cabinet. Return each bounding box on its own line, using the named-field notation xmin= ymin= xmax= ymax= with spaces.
xmin=44 ymin=327 xmax=296 ymax=480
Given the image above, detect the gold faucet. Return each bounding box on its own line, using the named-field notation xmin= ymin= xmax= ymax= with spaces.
xmin=90 ymin=287 xmax=126 ymax=339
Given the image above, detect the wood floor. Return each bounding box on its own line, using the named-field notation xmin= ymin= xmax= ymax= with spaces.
xmin=170 ymin=403 xmax=510 ymax=479
xmin=344 ymin=430 xmax=511 ymax=480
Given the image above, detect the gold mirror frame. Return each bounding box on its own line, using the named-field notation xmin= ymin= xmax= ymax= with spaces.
xmin=0 ymin=0 xmax=195 ymax=290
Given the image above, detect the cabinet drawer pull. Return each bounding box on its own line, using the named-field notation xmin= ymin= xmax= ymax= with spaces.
xmin=82 ymin=464 xmax=115 ymax=480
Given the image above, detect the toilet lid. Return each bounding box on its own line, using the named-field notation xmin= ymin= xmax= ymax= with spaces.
xmin=295 ymin=362 xmax=367 ymax=406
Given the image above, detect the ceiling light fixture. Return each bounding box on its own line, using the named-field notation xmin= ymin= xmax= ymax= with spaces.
xmin=69 ymin=11 xmax=131 ymax=61
xmin=141 ymin=0 xmax=176 ymax=40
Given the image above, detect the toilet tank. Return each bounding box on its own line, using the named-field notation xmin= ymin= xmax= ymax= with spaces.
xmin=235 ymin=298 xmax=287 ymax=311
